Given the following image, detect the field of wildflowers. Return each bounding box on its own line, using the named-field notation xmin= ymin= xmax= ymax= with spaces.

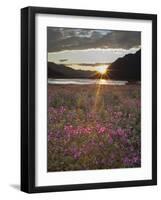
xmin=47 ymin=84 xmax=141 ymax=172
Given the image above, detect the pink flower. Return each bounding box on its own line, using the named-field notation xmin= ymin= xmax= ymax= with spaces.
xmin=108 ymin=135 xmax=113 ymax=144
xmin=98 ymin=127 xmax=106 ymax=134
xmin=116 ymin=128 xmax=126 ymax=137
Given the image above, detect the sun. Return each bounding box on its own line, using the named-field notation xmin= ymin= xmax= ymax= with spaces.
xmin=96 ymin=65 xmax=108 ymax=74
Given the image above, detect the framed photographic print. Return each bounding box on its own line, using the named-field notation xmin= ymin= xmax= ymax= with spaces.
xmin=21 ymin=6 xmax=157 ymax=193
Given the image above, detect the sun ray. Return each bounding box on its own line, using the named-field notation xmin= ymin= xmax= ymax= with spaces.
xmin=93 ymin=75 xmax=103 ymax=112
xmin=91 ymin=65 xmax=110 ymax=112
xmin=96 ymin=65 xmax=108 ymax=75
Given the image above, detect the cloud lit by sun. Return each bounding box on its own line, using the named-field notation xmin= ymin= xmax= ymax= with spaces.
xmin=96 ymin=65 xmax=108 ymax=74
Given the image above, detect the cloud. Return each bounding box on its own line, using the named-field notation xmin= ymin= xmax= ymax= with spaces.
xmin=48 ymin=47 xmax=140 ymax=64
xmin=47 ymin=27 xmax=141 ymax=52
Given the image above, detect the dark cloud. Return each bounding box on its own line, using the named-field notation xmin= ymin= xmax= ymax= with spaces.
xmin=47 ymin=27 xmax=141 ymax=52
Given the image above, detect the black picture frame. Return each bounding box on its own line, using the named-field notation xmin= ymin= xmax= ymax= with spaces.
xmin=21 ymin=6 xmax=157 ymax=193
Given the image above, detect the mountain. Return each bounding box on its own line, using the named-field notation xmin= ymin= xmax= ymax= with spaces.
xmin=108 ymin=50 xmax=141 ymax=80
xmin=48 ymin=49 xmax=141 ymax=80
xmin=48 ymin=62 xmax=98 ymax=78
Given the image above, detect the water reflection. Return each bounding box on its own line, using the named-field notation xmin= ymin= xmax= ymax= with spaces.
xmin=48 ymin=78 xmax=128 ymax=85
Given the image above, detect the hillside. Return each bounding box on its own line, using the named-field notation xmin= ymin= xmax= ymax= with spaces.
xmin=48 ymin=62 xmax=97 ymax=78
xmin=108 ymin=50 xmax=141 ymax=80
xmin=48 ymin=49 xmax=141 ymax=80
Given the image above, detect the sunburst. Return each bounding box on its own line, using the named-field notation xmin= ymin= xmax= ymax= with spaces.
xmin=96 ymin=65 xmax=108 ymax=74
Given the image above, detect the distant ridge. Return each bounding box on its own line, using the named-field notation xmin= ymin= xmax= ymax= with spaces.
xmin=48 ymin=62 xmax=97 ymax=78
xmin=108 ymin=50 xmax=141 ymax=80
xmin=48 ymin=49 xmax=141 ymax=81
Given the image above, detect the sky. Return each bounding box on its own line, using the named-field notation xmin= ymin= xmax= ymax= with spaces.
xmin=47 ymin=27 xmax=141 ymax=71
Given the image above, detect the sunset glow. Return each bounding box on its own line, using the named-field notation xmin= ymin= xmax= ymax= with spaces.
xmin=96 ymin=65 xmax=108 ymax=74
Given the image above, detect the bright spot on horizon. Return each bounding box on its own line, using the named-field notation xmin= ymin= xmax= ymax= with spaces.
xmin=96 ymin=65 xmax=108 ymax=74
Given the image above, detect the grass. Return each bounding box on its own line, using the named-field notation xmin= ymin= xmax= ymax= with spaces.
xmin=47 ymin=83 xmax=141 ymax=172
